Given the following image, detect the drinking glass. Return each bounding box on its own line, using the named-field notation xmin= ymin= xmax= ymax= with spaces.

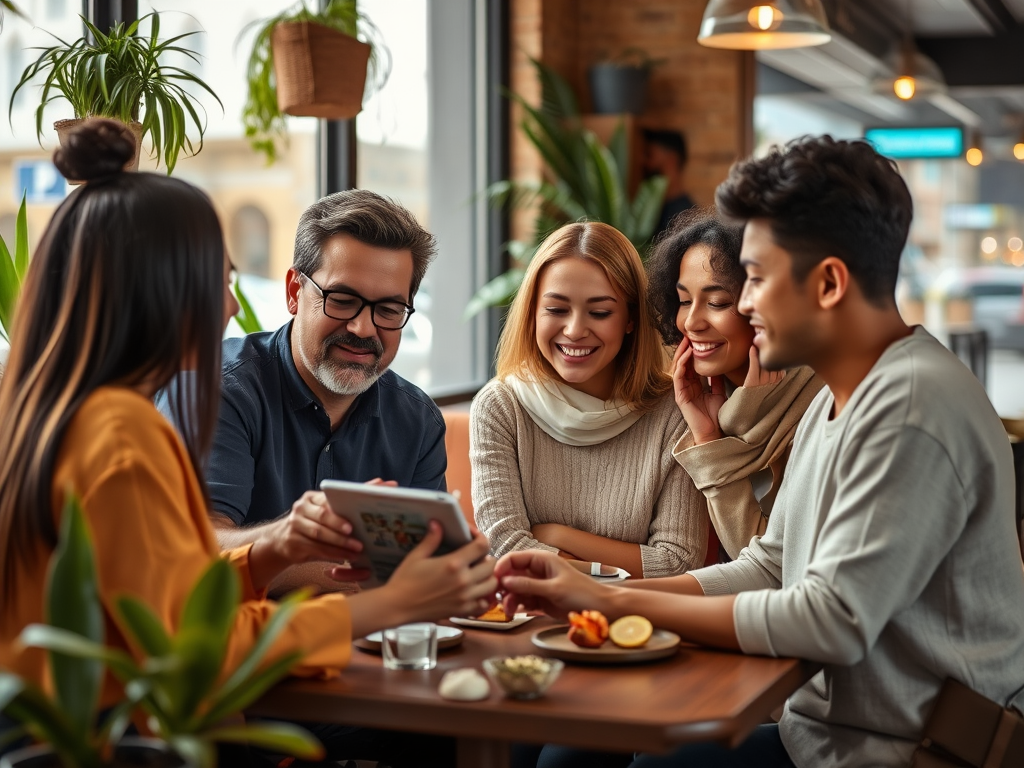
xmin=382 ymin=622 xmax=438 ymax=670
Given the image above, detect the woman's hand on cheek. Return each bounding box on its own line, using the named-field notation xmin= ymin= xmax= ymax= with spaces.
xmin=743 ymin=344 xmax=785 ymax=388
xmin=672 ymin=338 xmax=726 ymax=445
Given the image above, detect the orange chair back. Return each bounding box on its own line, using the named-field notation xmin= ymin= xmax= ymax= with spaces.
xmin=442 ymin=409 xmax=475 ymax=527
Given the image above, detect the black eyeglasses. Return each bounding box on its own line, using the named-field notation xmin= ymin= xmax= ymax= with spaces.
xmin=298 ymin=272 xmax=415 ymax=330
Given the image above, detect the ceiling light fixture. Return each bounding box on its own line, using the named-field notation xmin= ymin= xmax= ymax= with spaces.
xmin=966 ymin=131 xmax=984 ymax=166
xmin=697 ymin=0 xmax=832 ymax=50
xmin=872 ymin=38 xmax=946 ymax=101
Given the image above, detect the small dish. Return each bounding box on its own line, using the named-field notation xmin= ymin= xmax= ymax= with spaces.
xmin=450 ymin=613 xmax=536 ymax=631
xmin=483 ymin=655 xmax=564 ymax=699
xmin=354 ymin=624 xmax=464 ymax=654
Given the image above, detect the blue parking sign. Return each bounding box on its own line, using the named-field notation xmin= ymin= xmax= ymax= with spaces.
xmin=14 ymin=160 xmax=68 ymax=204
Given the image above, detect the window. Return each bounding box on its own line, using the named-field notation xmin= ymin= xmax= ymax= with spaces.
xmin=230 ymin=204 xmax=271 ymax=277
xmin=356 ymin=0 xmax=496 ymax=396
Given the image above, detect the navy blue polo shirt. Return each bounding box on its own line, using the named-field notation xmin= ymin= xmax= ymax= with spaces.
xmin=196 ymin=323 xmax=446 ymax=525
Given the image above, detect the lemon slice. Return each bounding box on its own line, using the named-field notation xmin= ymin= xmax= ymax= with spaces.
xmin=609 ymin=615 xmax=653 ymax=649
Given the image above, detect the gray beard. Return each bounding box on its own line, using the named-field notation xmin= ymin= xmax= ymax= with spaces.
xmin=301 ymin=340 xmax=385 ymax=397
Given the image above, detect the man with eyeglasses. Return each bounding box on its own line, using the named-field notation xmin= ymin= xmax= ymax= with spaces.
xmin=187 ymin=189 xmax=448 ymax=595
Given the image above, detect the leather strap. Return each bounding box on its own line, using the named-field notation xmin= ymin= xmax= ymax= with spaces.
xmin=982 ymin=709 xmax=1020 ymax=768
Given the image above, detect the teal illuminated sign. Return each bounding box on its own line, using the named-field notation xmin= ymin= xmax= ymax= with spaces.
xmin=864 ymin=127 xmax=964 ymax=159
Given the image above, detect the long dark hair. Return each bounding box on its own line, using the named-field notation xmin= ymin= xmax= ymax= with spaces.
xmin=0 ymin=119 xmax=225 ymax=603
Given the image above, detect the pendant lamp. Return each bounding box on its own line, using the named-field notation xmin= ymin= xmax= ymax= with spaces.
xmin=872 ymin=38 xmax=946 ymax=101
xmin=697 ymin=0 xmax=831 ymax=50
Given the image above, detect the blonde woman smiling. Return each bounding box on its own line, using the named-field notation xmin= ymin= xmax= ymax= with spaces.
xmin=470 ymin=222 xmax=707 ymax=578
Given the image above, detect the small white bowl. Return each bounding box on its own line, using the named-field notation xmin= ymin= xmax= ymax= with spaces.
xmin=482 ymin=655 xmax=564 ymax=700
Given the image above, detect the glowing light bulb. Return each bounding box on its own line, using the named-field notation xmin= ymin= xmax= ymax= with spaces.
xmin=1014 ymin=143 xmax=1024 ymax=161
xmin=966 ymin=148 xmax=983 ymax=166
xmin=893 ymin=76 xmax=916 ymax=100
xmin=1010 ymin=237 xmax=1023 ymax=252
xmin=982 ymin=237 xmax=997 ymax=255
xmin=747 ymin=5 xmax=778 ymax=31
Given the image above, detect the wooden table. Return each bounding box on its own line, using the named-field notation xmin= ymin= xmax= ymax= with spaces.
xmin=249 ymin=618 xmax=818 ymax=768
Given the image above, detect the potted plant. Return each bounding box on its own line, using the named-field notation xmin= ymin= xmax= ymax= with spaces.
xmin=588 ymin=48 xmax=664 ymax=115
xmin=464 ymin=59 xmax=667 ymax=318
xmin=241 ymin=0 xmax=391 ymax=163
xmin=1 ymin=496 xmax=322 ymax=768
xmin=0 ymin=192 xmax=28 ymax=348
xmin=9 ymin=12 xmax=221 ymax=174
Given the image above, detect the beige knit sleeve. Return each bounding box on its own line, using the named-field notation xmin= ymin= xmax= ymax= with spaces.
xmin=469 ymin=382 xmax=559 ymax=558
xmin=639 ymin=420 xmax=709 ymax=578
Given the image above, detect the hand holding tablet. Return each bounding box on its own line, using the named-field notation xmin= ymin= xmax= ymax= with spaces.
xmin=320 ymin=480 xmax=474 ymax=588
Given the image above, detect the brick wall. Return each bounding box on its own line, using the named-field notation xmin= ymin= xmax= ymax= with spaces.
xmin=509 ymin=0 xmax=754 ymax=242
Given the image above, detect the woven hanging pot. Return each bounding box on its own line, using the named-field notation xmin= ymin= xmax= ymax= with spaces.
xmin=271 ymin=20 xmax=371 ymax=119
xmin=54 ymin=117 xmax=144 ymax=185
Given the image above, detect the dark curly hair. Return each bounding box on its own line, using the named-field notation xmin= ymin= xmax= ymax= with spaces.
xmin=715 ymin=135 xmax=912 ymax=306
xmin=647 ymin=208 xmax=744 ymax=346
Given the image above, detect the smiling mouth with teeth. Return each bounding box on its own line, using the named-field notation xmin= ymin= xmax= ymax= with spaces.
xmin=557 ymin=344 xmax=596 ymax=358
xmin=690 ymin=341 xmax=723 ymax=352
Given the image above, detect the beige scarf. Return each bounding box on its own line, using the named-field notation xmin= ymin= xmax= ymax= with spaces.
xmin=504 ymin=375 xmax=642 ymax=447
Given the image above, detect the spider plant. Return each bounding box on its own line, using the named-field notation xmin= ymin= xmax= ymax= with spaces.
xmin=9 ymin=11 xmax=222 ymax=174
xmin=464 ymin=59 xmax=667 ymax=318
xmin=241 ymin=0 xmax=391 ymax=163
xmin=0 ymin=1 xmax=27 ymax=29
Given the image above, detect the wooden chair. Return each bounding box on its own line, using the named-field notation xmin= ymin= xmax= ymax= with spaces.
xmin=442 ymin=409 xmax=475 ymax=528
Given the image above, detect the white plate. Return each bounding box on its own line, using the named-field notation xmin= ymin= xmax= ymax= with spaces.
xmin=355 ymin=624 xmax=464 ymax=653
xmin=591 ymin=567 xmax=630 ymax=581
xmin=449 ymin=613 xmax=536 ymax=631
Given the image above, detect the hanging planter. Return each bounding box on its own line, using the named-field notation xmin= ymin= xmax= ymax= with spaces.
xmin=587 ymin=48 xmax=665 ymax=115
xmin=271 ymin=20 xmax=371 ymax=118
xmin=242 ymin=0 xmax=391 ymax=164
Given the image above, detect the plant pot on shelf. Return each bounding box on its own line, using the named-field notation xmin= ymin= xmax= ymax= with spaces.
xmin=271 ymin=20 xmax=371 ymax=119
xmin=588 ymin=64 xmax=651 ymax=115
xmin=0 ymin=737 xmax=190 ymax=768
xmin=53 ymin=118 xmax=145 ymax=184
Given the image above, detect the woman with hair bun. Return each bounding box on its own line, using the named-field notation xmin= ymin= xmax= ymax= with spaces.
xmin=0 ymin=118 xmax=493 ymax=767
xmin=471 ymin=221 xmax=708 ymax=580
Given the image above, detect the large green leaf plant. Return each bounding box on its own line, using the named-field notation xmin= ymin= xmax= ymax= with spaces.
xmin=464 ymin=59 xmax=668 ymax=319
xmin=1 ymin=495 xmax=322 ymax=768
xmin=10 ymin=11 xmax=221 ymax=173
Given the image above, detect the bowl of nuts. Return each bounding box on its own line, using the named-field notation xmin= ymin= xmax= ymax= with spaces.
xmin=482 ymin=655 xmax=564 ymax=700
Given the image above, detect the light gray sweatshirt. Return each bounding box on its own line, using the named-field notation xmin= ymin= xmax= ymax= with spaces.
xmin=692 ymin=327 xmax=1024 ymax=767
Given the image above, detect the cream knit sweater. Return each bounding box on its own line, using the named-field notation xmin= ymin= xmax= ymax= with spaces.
xmin=470 ymin=379 xmax=707 ymax=578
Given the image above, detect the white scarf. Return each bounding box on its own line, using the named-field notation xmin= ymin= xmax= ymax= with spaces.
xmin=504 ymin=375 xmax=642 ymax=447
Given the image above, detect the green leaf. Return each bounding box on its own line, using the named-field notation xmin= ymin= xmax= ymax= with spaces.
xmin=202 ymin=722 xmax=324 ymax=761
xmin=463 ymin=269 xmax=526 ymax=319
xmin=45 ymin=494 xmax=104 ymax=739
xmin=13 ymin=191 xmax=28 ymax=280
xmin=18 ymin=625 xmax=140 ymax=682
xmin=169 ymin=734 xmax=214 ymax=768
xmin=211 ymin=590 xmax=308 ymax=715
xmin=232 ymin=279 xmax=263 ymax=334
xmin=0 ymin=224 xmax=20 ymax=339
xmin=199 ymin=651 xmax=302 ymax=729
xmin=115 ymin=596 xmax=173 ymax=658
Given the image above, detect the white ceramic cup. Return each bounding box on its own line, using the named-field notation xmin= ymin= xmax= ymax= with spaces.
xmin=382 ymin=622 xmax=438 ymax=670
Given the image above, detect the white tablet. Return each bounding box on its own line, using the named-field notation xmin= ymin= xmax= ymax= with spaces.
xmin=320 ymin=480 xmax=473 ymax=588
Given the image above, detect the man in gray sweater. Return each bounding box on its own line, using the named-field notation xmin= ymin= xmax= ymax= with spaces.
xmin=495 ymin=136 xmax=1024 ymax=768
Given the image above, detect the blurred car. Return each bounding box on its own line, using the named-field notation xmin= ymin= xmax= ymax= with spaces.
xmin=930 ymin=266 xmax=1024 ymax=350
